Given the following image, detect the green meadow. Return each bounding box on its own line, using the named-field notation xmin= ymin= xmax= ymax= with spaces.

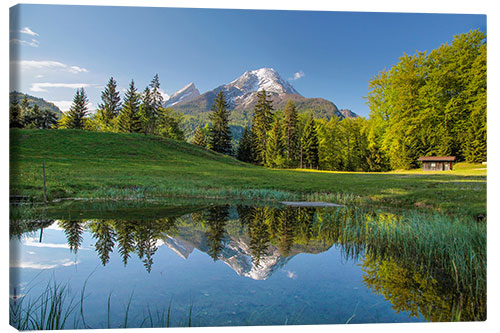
xmin=10 ymin=129 xmax=486 ymax=217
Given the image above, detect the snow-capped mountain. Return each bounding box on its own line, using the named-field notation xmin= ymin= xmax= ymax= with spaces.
xmin=213 ymin=67 xmax=300 ymax=109
xmin=165 ymin=82 xmax=200 ymax=107
xmin=160 ymin=230 xmax=332 ymax=281
xmin=170 ymin=67 xmax=344 ymax=120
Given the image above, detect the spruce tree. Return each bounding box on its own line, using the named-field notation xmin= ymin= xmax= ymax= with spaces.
xmin=192 ymin=126 xmax=207 ymax=147
xmin=117 ymin=80 xmax=141 ymax=133
xmin=96 ymin=77 xmax=121 ymax=130
xmin=20 ymin=95 xmax=30 ymax=120
xmin=251 ymin=89 xmax=274 ymax=164
xmin=157 ymin=107 xmax=185 ymax=140
xmin=301 ymin=114 xmax=319 ymax=169
xmin=37 ymin=109 xmax=58 ymax=129
xmin=208 ymin=91 xmax=232 ymax=154
xmin=149 ymin=74 xmax=164 ymax=117
xmin=66 ymin=88 xmax=89 ymax=129
xmin=9 ymin=94 xmax=22 ymax=128
xmin=237 ymin=126 xmax=253 ymax=162
xmin=22 ymin=104 xmax=38 ymax=129
xmin=139 ymin=86 xmax=156 ymax=135
xmin=282 ymin=100 xmax=299 ymax=167
xmin=265 ymin=117 xmax=286 ymax=168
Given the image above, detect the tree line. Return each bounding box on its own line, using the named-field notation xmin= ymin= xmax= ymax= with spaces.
xmin=60 ymin=74 xmax=185 ymax=140
xmin=10 ymin=74 xmax=185 ymax=141
xmin=197 ymin=29 xmax=486 ymax=170
xmin=9 ymin=29 xmax=486 ymax=171
xmin=365 ymin=29 xmax=486 ymax=168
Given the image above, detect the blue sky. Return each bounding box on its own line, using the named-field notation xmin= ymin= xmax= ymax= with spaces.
xmin=9 ymin=4 xmax=486 ymax=116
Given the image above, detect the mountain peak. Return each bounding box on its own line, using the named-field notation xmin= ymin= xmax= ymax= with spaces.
xmin=227 ymin=67 xmax=300 ymax=96
xmin=165 ymin=82 xmax=200 ymax=107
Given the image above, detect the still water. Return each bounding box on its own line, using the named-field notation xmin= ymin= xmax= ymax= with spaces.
xmin=10 ymin=203 xmax=475 ymax=329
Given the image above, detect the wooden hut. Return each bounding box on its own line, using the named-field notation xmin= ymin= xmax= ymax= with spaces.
xmin=417 ymin=156 xmax=456 ymax=171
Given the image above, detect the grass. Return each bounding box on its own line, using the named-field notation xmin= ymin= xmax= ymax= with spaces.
xmin=318 ymin=208 xmax=486 ymax=321
xmin=10 ymin=279 xmax=191 ymax=330
xmin=10 ymin=129 xmax=486 ymax=216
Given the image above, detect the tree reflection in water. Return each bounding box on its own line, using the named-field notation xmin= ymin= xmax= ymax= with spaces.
xmin=11 ymin=204 xmax=486 ymax=321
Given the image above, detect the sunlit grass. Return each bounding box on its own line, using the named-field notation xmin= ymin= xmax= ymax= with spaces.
xmin=10 ymin=129 xmax=486 ymax=216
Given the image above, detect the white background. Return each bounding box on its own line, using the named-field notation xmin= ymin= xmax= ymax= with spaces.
xmin=2 ymin=1 xmax=498 ymax=333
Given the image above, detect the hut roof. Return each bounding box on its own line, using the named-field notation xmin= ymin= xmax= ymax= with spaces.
xmin=417 ymin=156 xmax=456 ymax=162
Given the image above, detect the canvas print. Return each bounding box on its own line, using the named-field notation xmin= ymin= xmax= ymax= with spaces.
xmin=9 ymin=4 xmax=487 ymax=330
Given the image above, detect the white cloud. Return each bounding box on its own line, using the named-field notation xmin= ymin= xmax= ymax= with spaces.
xmin=10 ymin=259 xmax=79 ymax=270
xmin=68 ymin=66 xmax=88 ymax=74
xmin=30 ymin=82 xmax=92 ymax=92
xmin=51 ymin=100 xmax=96 ymax=113
xmin=50 ymin=100 xmax=74 ymax=112
xmin=159 ymin=89 xmax=170 ymax=101
xmin=10 ymin=38 xmax=39 ymax=47
xmin=20 ymin=27 xmax=39 ymax=36
xmin=13 ymin=60 xmax=67 ymax=70
xmin=290 ymin=70 xmax=305 ymax=81
xmin=12 ymin=60 xmax=88 ymax=74
xmin=24 ymin=237 xmax=69 ymax=249
xmin=35 ymin=74 xmax=44 ymax=79
xmin=10 ymin=261 xmax=58 ymax=270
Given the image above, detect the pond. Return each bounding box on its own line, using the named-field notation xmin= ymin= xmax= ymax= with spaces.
xmin=9 ymin=202 xmax=486 ymax=329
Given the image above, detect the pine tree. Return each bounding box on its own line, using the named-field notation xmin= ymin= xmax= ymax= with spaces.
xmin=66 ymin=88 xmax=89 ymax=129
xmin=149 ymin=74 xmax=164 ymax=117
xmin=117 ymin=80 xmax=141 ymax=133
xmin=282 ymin=100 xmax=300 ymax=167
xmin=208 ymin=91 xmax=232 ymax=154
xmin=192 ymin=126 xmax=207 ymax=147
xmin=22 ymin=104 xmax=39 ymax=128
xmin=38 ymin=109 xmax=58 ymax=129
xmin=95 ymin=77 xmax=121 ymax=131
xmin=20 ymin=95 xmax=30 ymax=120
xmin=139 ymin=86 xmax=156 ymax=135
xmin=9 ymin=94 xmax=22 ymax=128
xmin=265 ymin=117 xmax=286 ymax=168
xmin=205 ymin=206 xmax=229 ymax=261
xmin=301 ymin=114 xmax=319 ymax=169
xmin=251 ymin=89 xmax=274 ymax=164
xmin=89 ymin=221 xmax=117 ymax=266
xmin=157 ymin=107 xmax=185 ymax=140
xmin=237 ymin=126 xmax=253 ymax=163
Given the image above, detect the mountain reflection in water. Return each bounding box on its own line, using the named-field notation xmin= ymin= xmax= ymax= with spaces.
xmin=10 ymin=204 xmax=486 ymax=328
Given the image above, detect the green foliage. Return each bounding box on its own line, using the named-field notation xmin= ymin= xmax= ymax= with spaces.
xmin=300 ymin=114 xmax=319 ymax=169
xmin=192 ymin=126 xmax=207 ymax=147
xmin=64 ymin=88 xmax=89 ymax=129
xmin=138 ymin=86 xmax=156 ymax=135
xmin=282 ymin=100 xmax=300 ymax=167
xmin=265 ymin=116 xmax=286 ymax=168
xmin=22 ymin=104 xmax=58 ymax=129
xmin=157 ymin=107 xmax=185 ymax=141
xmin=9 ymin=93 xmax=22 ymax=128
xmin=10 ymin=91 xmax=63 ymax=118
xmin=251 ymin=90 xmax=274 ymax=164
xmin=208 ymin=91 xmax=232 ymax=154
xmin=10 ymin=129 xmax=486 ymax=216
xmin=236 ymin=126 xmax=253 ymax=163
xmin=9 ymin=93 xmax=59 ymax=129
xmin=149 ymin=74 xmax=164 ymax=117
xmin=366 ymin=29 xmax=487 ymax=168
xmin=95 ymin=77 xmax=122 ymax=132
xmin=117 ymin=80 xmax=142 ymax=133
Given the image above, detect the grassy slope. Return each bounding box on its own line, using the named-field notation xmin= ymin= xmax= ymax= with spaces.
xmin=10 ymin=129 xmax=486 ymax=216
